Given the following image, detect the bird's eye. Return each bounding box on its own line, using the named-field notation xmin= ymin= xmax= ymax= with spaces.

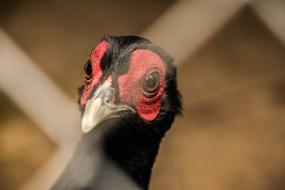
xmin=142 ymin=71 xmax=160 ymax=98
xmin=84 ymin=60 xmax=93 ymax=82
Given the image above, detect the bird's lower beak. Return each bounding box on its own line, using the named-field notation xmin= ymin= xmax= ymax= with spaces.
xmin=81 ymin=79 xmax=134 ymax=133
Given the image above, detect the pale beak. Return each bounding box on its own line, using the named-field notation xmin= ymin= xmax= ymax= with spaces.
xmin=81 ymin=79 xmax=134 ymax=133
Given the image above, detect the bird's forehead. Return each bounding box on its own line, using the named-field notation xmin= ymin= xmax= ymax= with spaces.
xmin=91 ymin=40 xmax=165 ymax=77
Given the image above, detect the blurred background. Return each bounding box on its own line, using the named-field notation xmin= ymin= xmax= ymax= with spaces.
xmin=1 ymin=0 xmax=285 ymax=190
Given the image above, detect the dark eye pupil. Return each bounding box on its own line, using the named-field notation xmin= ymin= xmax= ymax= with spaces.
xmin=142 ymin=71 xmax=160 ymax=97
xmin=85 ymin=62 xmax=92 ymax=76
xmin=84 ymin=61 xmax=93 ymax=81
xmin=145 ymin=75 xmax=157 ymax=90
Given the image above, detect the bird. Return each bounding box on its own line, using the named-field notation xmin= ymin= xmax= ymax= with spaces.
xmin=52 ymin=35 xmax=182 ymax=190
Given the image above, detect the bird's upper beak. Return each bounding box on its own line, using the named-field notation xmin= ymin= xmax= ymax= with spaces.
xmin=81 ymin=78 xmax=134 ymax=133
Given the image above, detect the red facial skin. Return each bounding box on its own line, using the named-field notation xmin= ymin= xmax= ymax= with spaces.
xmin=81 ymin=43 xmax=166 ymax=122
xmin=118 ymin=49 xmax=166 ymax=121
xmin=80 ymin=40 xmax=108 ymax=106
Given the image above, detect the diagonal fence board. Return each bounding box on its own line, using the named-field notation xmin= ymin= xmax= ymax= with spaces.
xmin=252 ymin=0 xmax=285 ymax=46
xmin=143 ymin=0 xmax=248 ymax=64
xmin=0 ymin=28 xmax=80 ymax=190
xmin=0 ymin=29 xmax=81 ymax=145
xmin=20 ymin=146 xmax=76 ymax=190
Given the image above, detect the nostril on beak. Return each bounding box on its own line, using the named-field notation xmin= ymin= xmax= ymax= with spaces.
xmin=103 ymin=87 xmax=115 ymax=104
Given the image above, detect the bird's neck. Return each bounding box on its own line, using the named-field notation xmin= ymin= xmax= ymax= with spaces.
xmin=101 ymin=122 xmax=162 ymax=190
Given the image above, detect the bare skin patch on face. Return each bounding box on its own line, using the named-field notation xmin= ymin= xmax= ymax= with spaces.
xmin=81 ymin=40 xmax=109 ymax=106
xmin=118 ymin=49 xmax=166 ymax=121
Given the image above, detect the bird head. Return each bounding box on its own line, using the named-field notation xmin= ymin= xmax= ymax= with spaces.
xmin=79 ymin=36 xmax=182 ymax=135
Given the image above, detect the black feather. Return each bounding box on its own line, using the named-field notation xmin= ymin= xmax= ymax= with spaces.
xmin=54 ymin=35 xmax=182 ymax=190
